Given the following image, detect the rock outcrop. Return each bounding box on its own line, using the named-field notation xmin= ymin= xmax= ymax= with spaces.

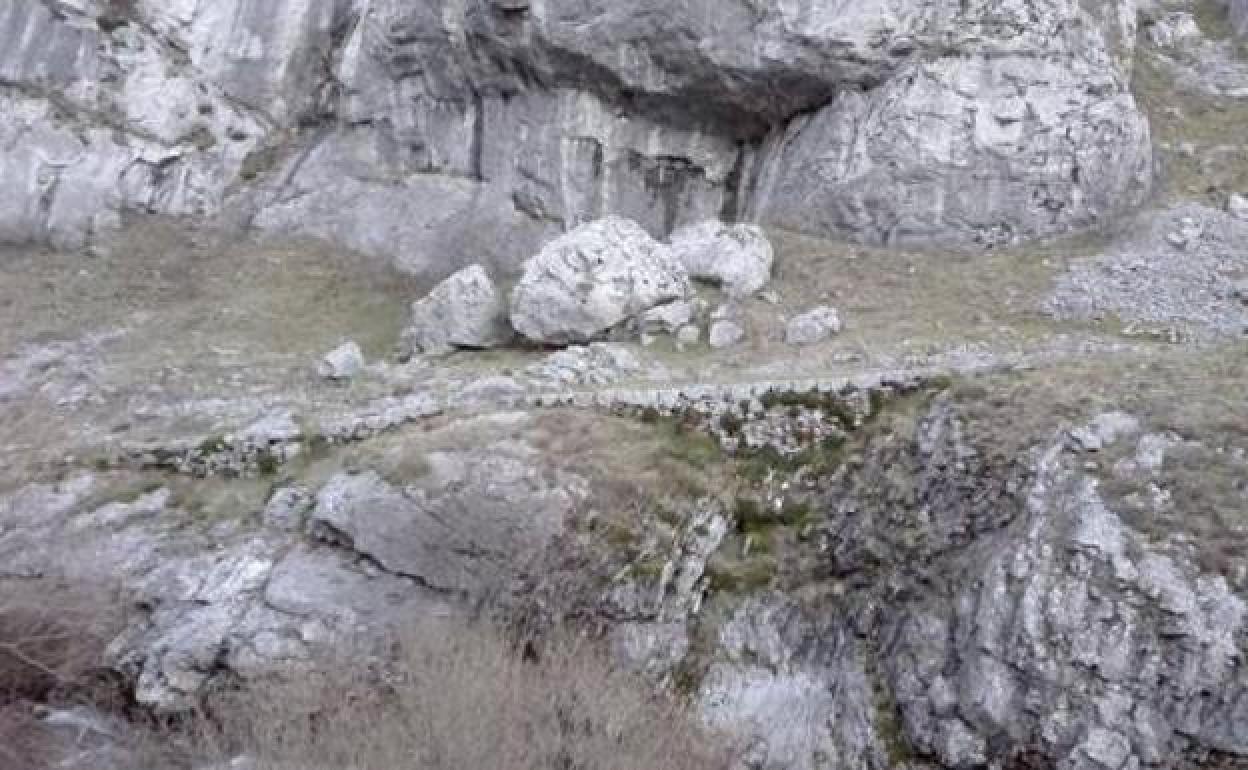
xmin=674 ymin=398 xmax=1248 ymax=770
xmin=0 ymin=0 xmax=1153 ymax=268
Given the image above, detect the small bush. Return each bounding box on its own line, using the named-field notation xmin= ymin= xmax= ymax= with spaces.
xmin=0 ymin=577 xmax=127 ymax=769
xmin=0 ymin=579 xmax=120 ymax=706
xmin=191 ymin=619 xmax=734 ymax=770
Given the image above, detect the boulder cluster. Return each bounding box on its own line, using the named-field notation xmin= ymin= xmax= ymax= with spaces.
xmin=390 ymin=217 xmax=838 ymax=359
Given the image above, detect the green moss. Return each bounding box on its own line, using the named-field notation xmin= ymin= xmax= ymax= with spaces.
xmin=255 ymin=450 xmax=281 ymax=476
xmin=719 ymin=412 xmax=744 ymax=437
xmin=759 ymin=389 xmax=859 ymax=429
xmin=630 ymin=555 xmax=669 ymax=581
xmin=198 ymin=434 xmax=230 ymax=454
xmin=706 ymin=553 xmax=777 ymax=594
xmin=301 ymin=433 xmax=331 ymax=462
xmin=604 ymin=520 xmax=638 ymax=550
xmin=780 ymin=498 xmax=816 ymax=530
xmin=671 ymin=661 xmax=706 ymax=696
xmin=734 ymin=496 xmax=777 ymax=536
xmin=239 ymin=146 xmax=282 ymax=181
xmin=736 ymin=435 xmax=848 ymax=483
xmin=1192 ymin=0 xmax=1241 ymax=42
xmin=871 ymin=674 xmax=912 ymax=765
xmin=659 ymin=424 xmax=723 ymax=471
xmin=187 ymin=125 xmax=218 ymax=152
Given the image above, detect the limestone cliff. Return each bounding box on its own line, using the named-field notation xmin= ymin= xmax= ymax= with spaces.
xmin=0 ymin=0 xmax=1152 ymax=274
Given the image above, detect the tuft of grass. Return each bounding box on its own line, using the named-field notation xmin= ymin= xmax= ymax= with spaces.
xmin=779 ymin=498 xmax=816 ymax=531
xmin=197 ymin=434 xmax=230 ymax=455
xmin=733 ymin=497 xmax=773 ymax=536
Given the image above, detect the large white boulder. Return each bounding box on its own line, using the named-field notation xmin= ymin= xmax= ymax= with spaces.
xmin=510 ymin=218 xmax=692 ymax=345
xmin=402 ymin=265 xmax=512 ymax=356
xmin=670 ymin=221 xmax=774 ymax=297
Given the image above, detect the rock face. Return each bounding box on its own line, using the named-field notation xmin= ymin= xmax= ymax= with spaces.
xmin=402 ymin=265 xmax=511 ymax=356
xmin=669 ymin=221 xmax=774 ymax=298
xmin=679 ymin=399 xmax=1248 ymax=770
xmin=0 ymin=414 xmax=590 ymax=712
xmin=510 ymin=218 xmax=691 ymax=345
xmin=0 ymin=0 xmax=1152 ymax=266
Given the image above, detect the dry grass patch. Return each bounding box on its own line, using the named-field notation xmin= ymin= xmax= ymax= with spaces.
xmin=531 ymin=409 xmax=730 ymax=511
xmin=180 ymin=619 xmax=733 ymax=770
xmin=758 ymin=226 xmax=1119 ymax=360
xmin=0 ymin=220 xmax=420 ymax=365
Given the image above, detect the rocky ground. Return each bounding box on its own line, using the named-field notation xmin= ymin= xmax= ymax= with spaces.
xmin=2 ymin=1 xmax=1248 ymax=770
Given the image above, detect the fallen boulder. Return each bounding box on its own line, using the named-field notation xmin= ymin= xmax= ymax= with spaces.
xmin=402 ymin=265 xmax=512 ymax=356
xmin=669 ymin=221 xmax=774 ymax=298
xmin=510 ymin=218 xmax=691 ymax=345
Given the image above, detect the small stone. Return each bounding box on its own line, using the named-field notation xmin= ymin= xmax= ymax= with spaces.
xmin=1228 ymin=193 xmax=1248 ymax=221
xmin=263 ymin=486 xmax=314 ymax=531
xmin=1080 ymin=727 xmax=1132 ymax=769
xmin=785 ymin=306 xmax=843 ymax=346
xmin=709 ymin=320 xmax=746 ymax=349
xmin=677 ymin=325 xmax=701 ymax=345
xmin=642 ymin=300 xmax=697 ymax=335
xmin=318 ymin=341 xmax=364 ymax=380
xmin=1070 ymin=411 xmax=1141 ymax=452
